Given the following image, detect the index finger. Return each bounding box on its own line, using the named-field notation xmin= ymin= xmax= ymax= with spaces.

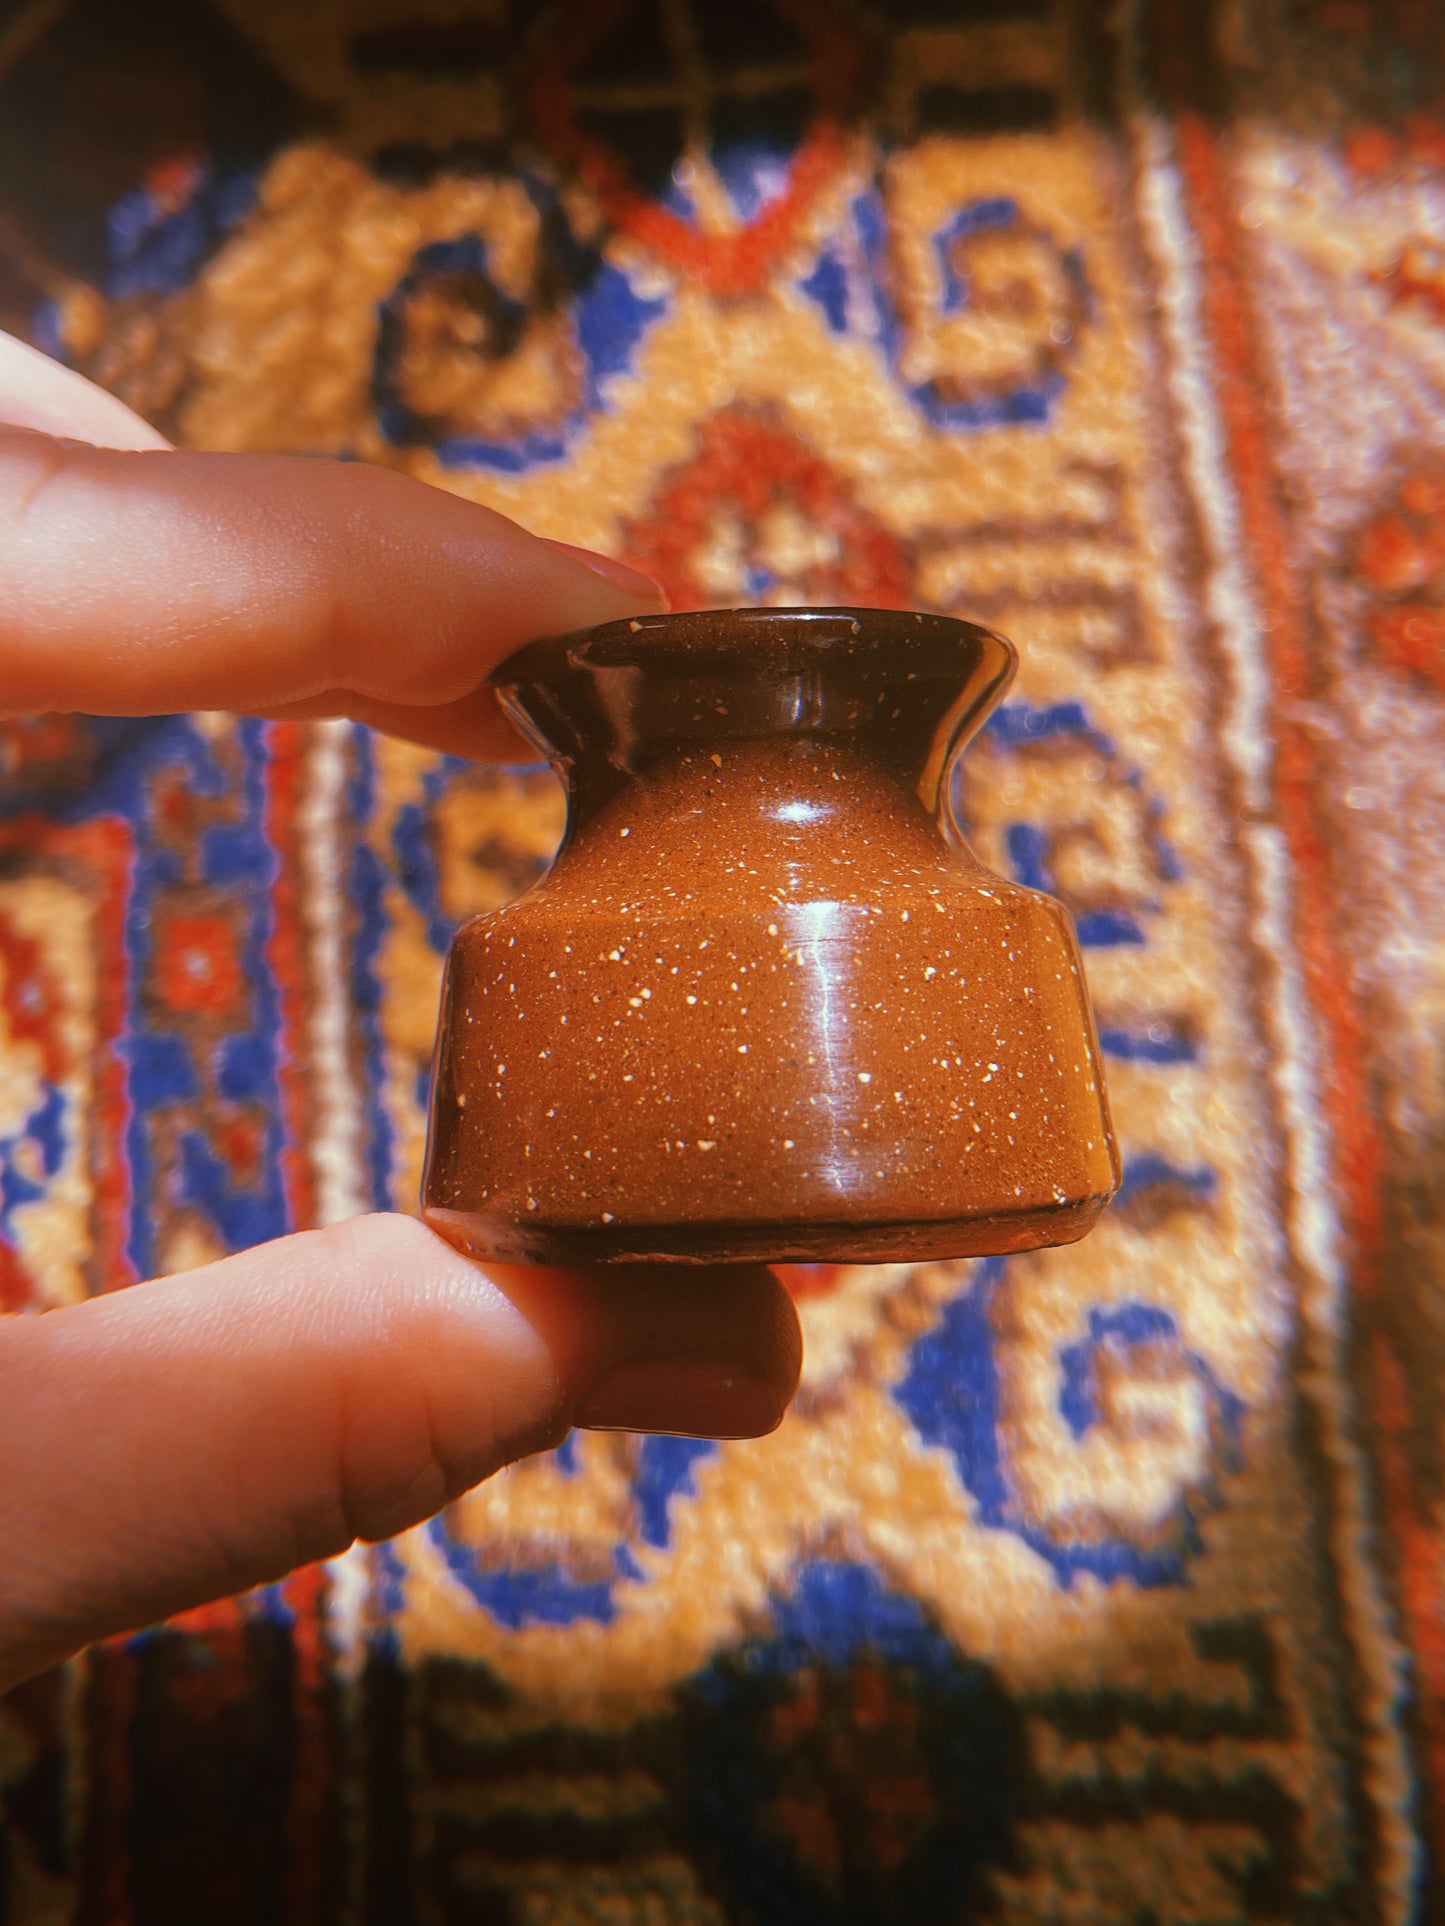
xmin=0 ymin=329 xmax=169 ymax=451
xmin=0 ymin=335 xmax=665 ymax=755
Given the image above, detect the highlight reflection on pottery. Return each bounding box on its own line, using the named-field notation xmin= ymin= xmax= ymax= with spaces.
xmin=422 ymin=608 xmax=1120 ymax=1265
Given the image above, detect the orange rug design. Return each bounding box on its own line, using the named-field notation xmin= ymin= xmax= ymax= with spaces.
xmin=2 ymin=1 xmax=1444 ymax=1919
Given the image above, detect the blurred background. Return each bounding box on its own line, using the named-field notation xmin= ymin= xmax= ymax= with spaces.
xmin=1 ymin=0 xmax=1444 ymax=1920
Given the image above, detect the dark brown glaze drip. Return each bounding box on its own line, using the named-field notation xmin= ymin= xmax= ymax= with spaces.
xmin=423 ymin=608 xmax=1120 ymax=1264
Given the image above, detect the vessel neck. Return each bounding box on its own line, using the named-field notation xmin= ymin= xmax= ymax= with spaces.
xmin=492 ymin=606 xmax=1016 ymax=837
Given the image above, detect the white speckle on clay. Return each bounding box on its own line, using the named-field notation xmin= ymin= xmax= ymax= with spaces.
xmin=429 ymin=625 xmax=1116 ymax=1263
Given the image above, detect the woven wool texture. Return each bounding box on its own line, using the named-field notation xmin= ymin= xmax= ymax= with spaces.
xmin=2 ymin=0 xmax=1445 ymax=1920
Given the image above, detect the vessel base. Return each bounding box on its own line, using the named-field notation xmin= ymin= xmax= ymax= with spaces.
xmin=424 ymin=1196 xmax=1113 ymax=1268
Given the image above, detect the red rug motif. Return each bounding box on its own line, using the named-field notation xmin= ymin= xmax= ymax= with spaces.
xmin=2 ymin=0 xmax=1445 ymax=1920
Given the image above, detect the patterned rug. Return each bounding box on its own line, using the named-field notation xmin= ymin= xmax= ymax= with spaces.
xmin=2 ymin=0 xmax=1444 ymax=1919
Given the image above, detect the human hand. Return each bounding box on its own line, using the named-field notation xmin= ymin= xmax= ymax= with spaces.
xmin=0 ymin=333 xmax=803 ymax=1694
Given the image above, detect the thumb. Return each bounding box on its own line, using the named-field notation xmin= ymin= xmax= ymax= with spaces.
xmin=0 ymin=1214 xmax=800 ymax=1690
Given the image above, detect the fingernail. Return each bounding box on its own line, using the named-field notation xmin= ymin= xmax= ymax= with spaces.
xmin=542 ymin=538 xmax=668 ymax=604
xmin=576 ymin=1359 xmax=783 ymax=1439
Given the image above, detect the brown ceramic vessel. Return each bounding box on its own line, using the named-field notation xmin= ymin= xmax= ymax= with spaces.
xmin=423 ymin=608 xmax=1120 ymax=1265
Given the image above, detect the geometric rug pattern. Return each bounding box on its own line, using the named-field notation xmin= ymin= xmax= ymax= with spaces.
xmin=2 ymin=1 xmax=1444 ymax=1918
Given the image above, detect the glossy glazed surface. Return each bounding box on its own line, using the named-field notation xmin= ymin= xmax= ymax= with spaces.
xmin=423 ymin=609 xmax=1119 ymax=1263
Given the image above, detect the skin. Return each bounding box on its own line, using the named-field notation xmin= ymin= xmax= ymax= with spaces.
xmin=0 ymin=333 xmax=803 ymax=1694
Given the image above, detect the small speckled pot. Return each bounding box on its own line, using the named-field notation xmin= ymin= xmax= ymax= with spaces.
xmin=422 ymin=607 xmax=1120 ymax=1264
